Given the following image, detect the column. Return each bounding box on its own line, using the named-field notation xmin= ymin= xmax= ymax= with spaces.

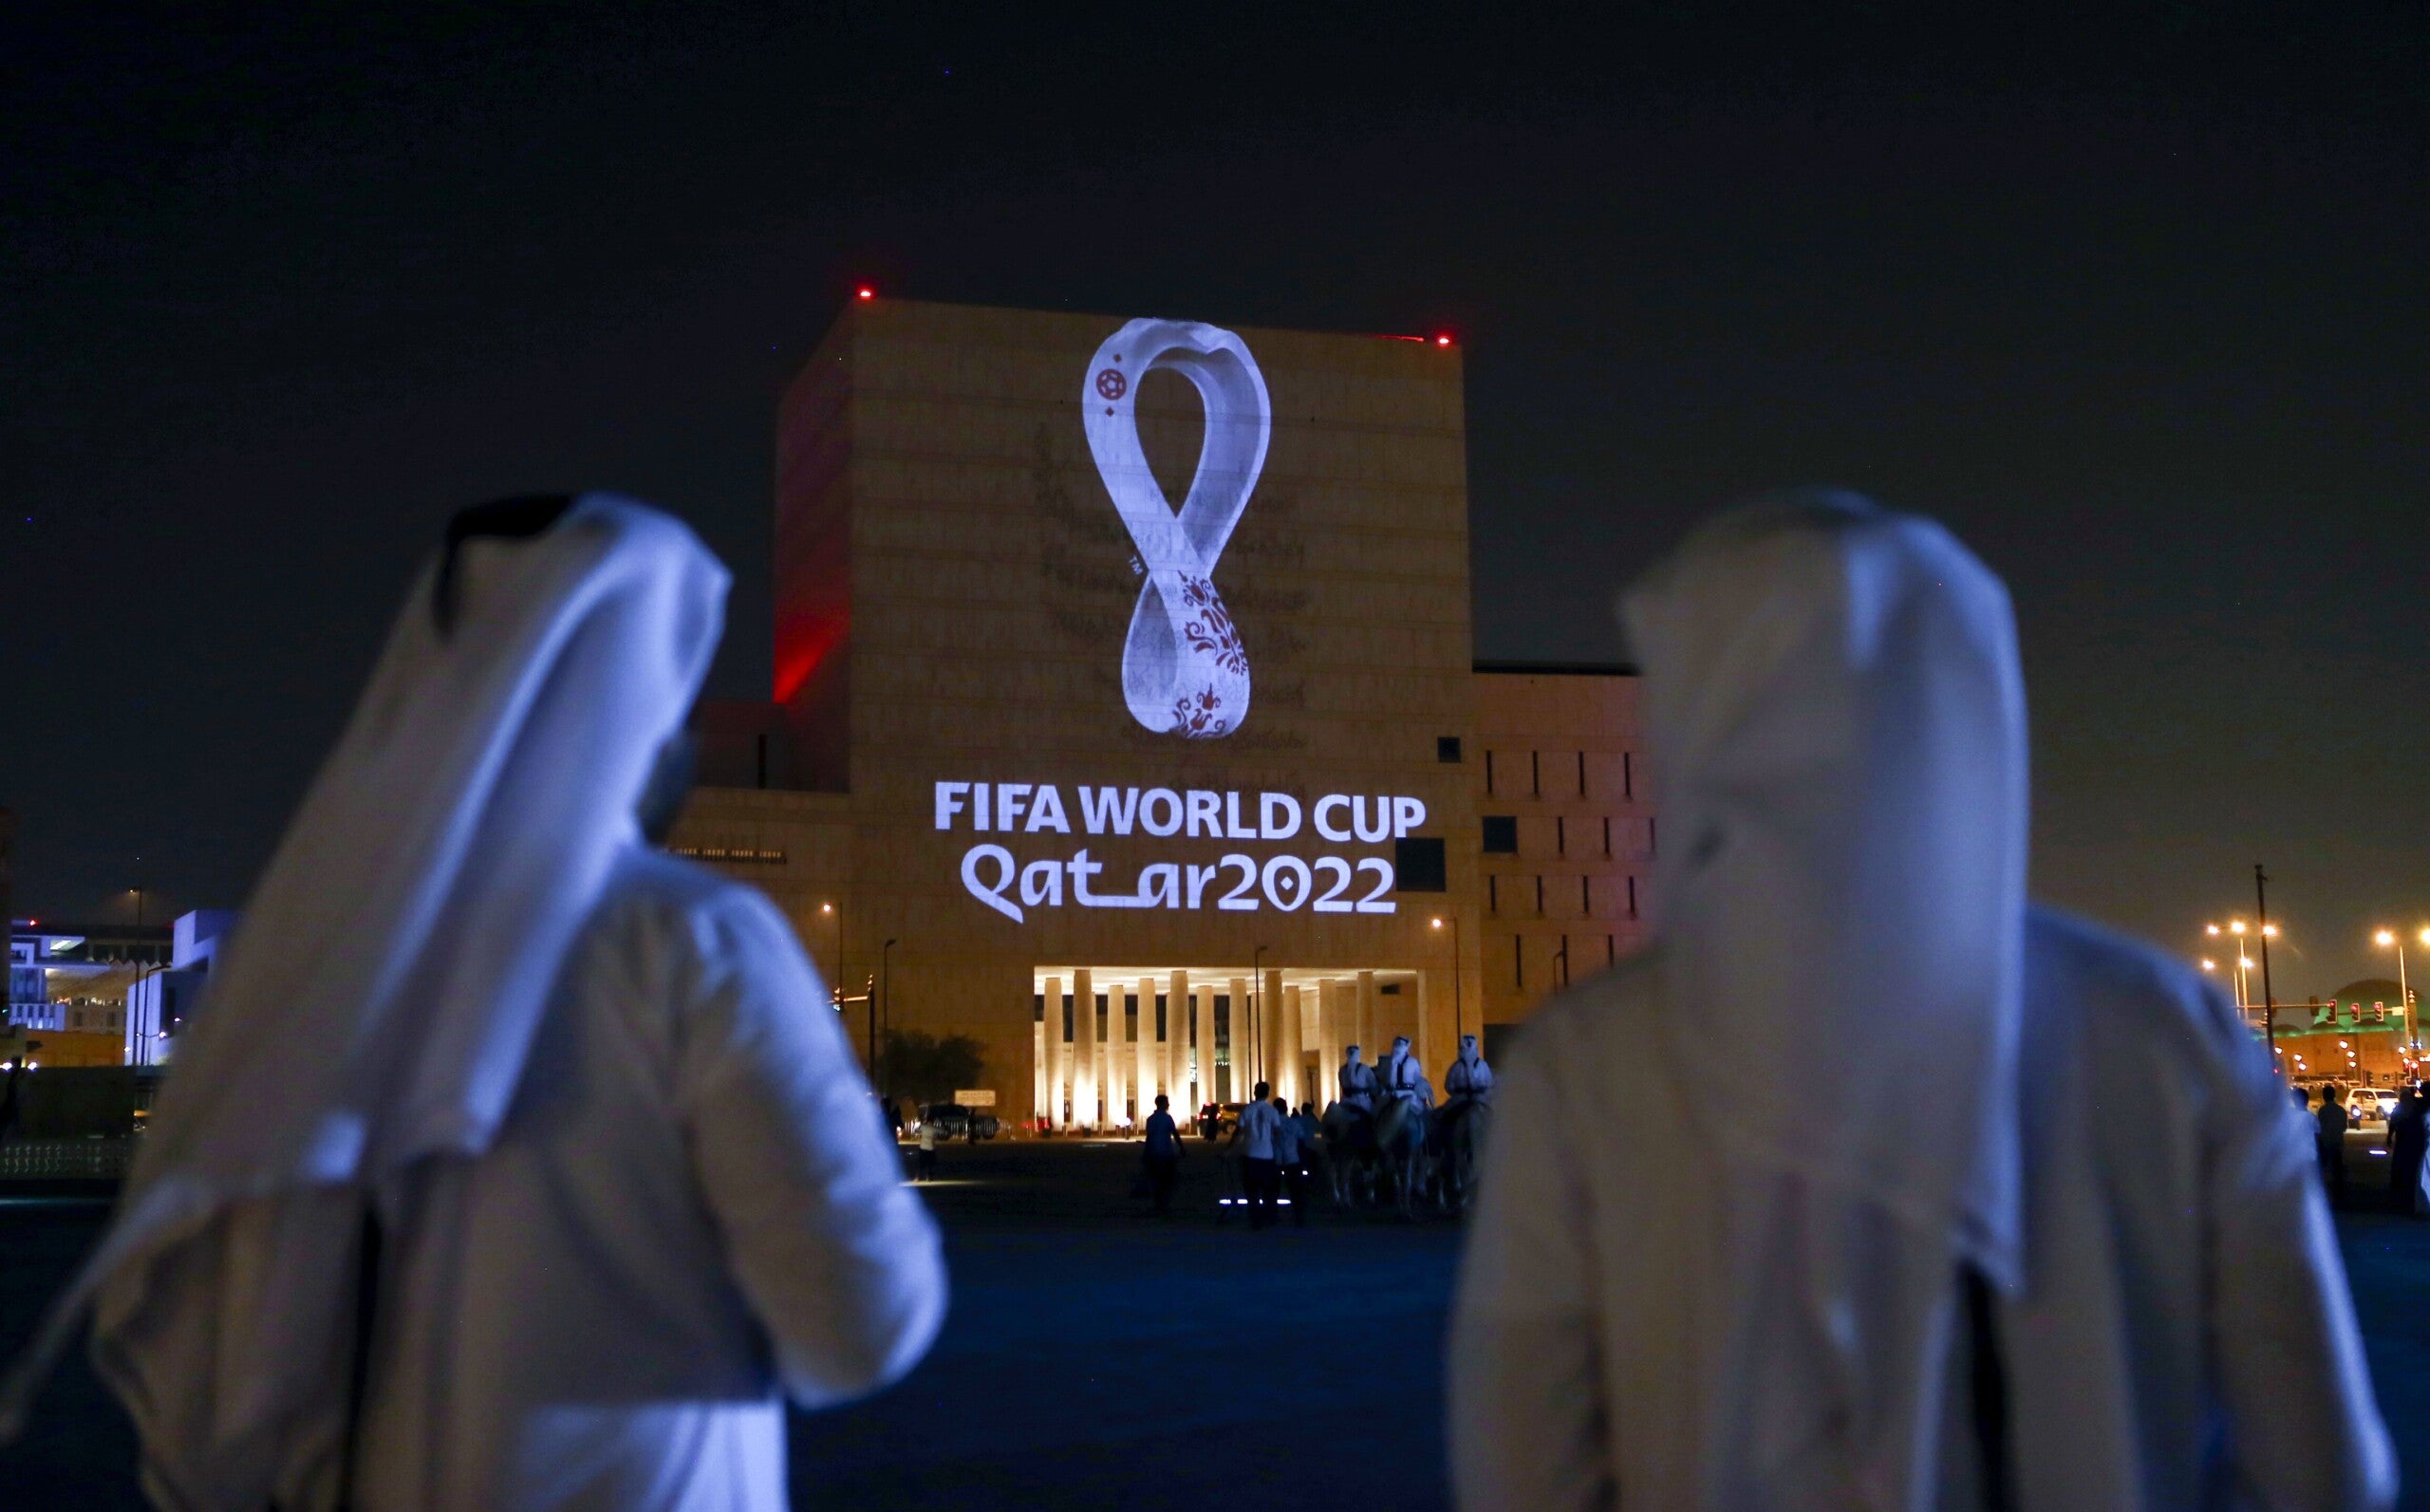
xmin=1415 ymin=972 xmax=1438 ymax=1093
xmin=1070 ymin=968 xmax=1093 ymax=1130
xmin=1234 ymin=981 xmax=1253 ymax=1103
xmin=1104 ymin=988 xmax=1127 ymax=1129
xmin=1262 ymin=967 xmax=1285 ymax=1108
xmin=1032 ymin=992 xmax=1047 ymax=1133
xmin=1044 ymin=975 xmax=1069 ymax=1131
xmin=1357 ymin=970 xmax=1378 ymax=1069
xmin=1187 ymin=987 xmax=1208 ymax=1108
xmin=1317 ymin=979 xmax=1343 ymax=1103
xmin=1168 ymin=970 xmax=1188 ymax=1109
xmin=1137 ymin=976 xmax=1158 ymax=1120
xmin=1280 ymin=984 xmax=1305 ymax=1111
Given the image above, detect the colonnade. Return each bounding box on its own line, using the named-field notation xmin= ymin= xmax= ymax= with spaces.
xmin=1030 ymin=967 xmax=1427 ymax=1131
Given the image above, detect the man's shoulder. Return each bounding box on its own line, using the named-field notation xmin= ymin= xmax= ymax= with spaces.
xmin=593 ymin=847 xmax=796 ymax=942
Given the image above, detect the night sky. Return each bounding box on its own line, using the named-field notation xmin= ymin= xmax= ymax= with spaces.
xmin=6 ymin=6 xmax=2423 ymax=997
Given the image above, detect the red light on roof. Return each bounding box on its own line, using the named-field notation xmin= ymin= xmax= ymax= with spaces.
xmin=1435 ymin=334 xmax=1453 ymax=346
xmin=856 ymin=286 xmax=874 ymax=301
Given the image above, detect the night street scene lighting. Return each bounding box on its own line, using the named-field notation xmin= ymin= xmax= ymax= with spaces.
xmin=1 ymin=7 xmax=2424 ymax=1508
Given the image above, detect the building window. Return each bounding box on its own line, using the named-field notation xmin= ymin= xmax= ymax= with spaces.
xmin=1482 ymin=815 xmax=1519 ymax=853
xmin=1557 ymin=937 xmax=1571 ymax=987
xmin=1649 ymin=816 xmax=1657 ymax=855
xmin=1603 ymin=815 xmax=1613 ymax=857
xmin=1628 ymin=876 xmax=1639 ymax=920
xmin=1395 ymin=836 xmax=1449 ymax=892
xmin=1531 ymin=751 xmax=1542 ymax=796
xmin=1126 ymin=993 xmax=1139 ymax=1043
xmin=1487 ymin=876 xmax=1499 ymax=913
xmin=1535 ymin=876 xmax=1545 ymax=915
xmin=1581 ymin=876 xmax=1591 ymax=914
xmin=1607 ymin=935 xmax=1617 ymax=964
xmin=1485 ymin=750 xmax=1495 ymax=794
xmin=1155 ymin=993 xmax=1168 ymax=1041
xmin=1437 ymin=736 xmax=1463 ymax=763
xmin=1578 ymin=751 xmax=1588 ymax=795
xmin=1514 ymin=935 xmax=1524 ymax=990
xmin=1556 ymin=815 xmax=1565 ymax=855
xmin=1062 ymin=993 xmax=1075 ymax=1039
xmin=1623 ymin=751 xmax=1634 ymax=799
xmin=1035 ymin=993 xmax=1045 ymax=1022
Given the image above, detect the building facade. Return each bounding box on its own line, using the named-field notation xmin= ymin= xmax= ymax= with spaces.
xmin=672 ymin=300 xmax=1649 ymax=1129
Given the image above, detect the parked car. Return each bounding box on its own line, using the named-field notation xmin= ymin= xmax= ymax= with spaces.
xmin=915 ymin=1102 xmax=1000 ymax=1141
xmin=1198 ymin=1101 xmax=1246 ymax=1141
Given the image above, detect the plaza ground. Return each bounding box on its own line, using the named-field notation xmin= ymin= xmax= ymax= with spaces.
xmin=3 ymin=1138 xmax=2426 ymax=1509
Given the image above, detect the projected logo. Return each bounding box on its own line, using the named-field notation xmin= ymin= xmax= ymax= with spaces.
xmin=1083 ymin=319 xmax=1271 ymax=739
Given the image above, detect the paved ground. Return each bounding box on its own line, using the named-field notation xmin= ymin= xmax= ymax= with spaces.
xmin=2 ymin=1138 xmax=2426 ymax=1509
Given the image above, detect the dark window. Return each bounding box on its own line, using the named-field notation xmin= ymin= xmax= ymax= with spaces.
xmin=1603 ymin=815 xmax=1613 ymax=857
xmin=1556 ymin=815 xmax=1565 ymax=855
xmin=1380 ymin=981 xmax=1402 ymax=996
xmin=1628 ymin=876 xmax=1639 ymax=919
xmin=1437 ymin=736 xmax=1463 ymax=763
xmin=1062 ymin=993 xmax=1075 ymax=1040
xmin=1485 ymin=750 xmax=1496 ymax=794
xmin=1096 ymin=994 xmax=1109 ymax=1040
xmin=1535 ymin=875 xmax=1545 ymax=914
xmin=1557 ymin=937 xmax=1570 ymax=986
xmin=1531 ymin=751 xmax=1542 ymax=796
xmin=1482 ymin=815 xmax=1519 ymax=853
xmin=1034 ymin=992 xmax=1045 ymax=1022
xmin=1581 ymin=876 xmax=1591 ymax=913
xmin=1649 ymin=816 xmax=1657 ymax=855
xmin=1578 ymin=751 xmax=1587 ymax=795
xmin=1394 ymin=836 xmax=1448 ymax=892
xmin=1623 ymin=751 xmax=1634 ymax=798
xmin=1488 ymin=875 xmax=1499 ymax=913
xmin=1607 ymin=935 xmax=1617 ymax=964
xmin=1125 ymin=992 xmax=1139 ymax=1043
xmin=1514 ymin=935 xmax=1524 ymax=989
xmin=1155 ymin=993 xmax=1168 ymax=1041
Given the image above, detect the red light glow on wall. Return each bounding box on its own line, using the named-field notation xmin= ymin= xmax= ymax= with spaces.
xmin=774 ymin=612 xmax=848 ymax=703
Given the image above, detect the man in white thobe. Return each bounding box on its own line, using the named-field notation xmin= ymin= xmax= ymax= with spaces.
xmin=1382 ymin=1035 xmax=1429 ymax=1110
xmin=3 ymin=495 xmax=945 ymax=1512
xmin=1444 ymin=1035 xmax=1494 ymax=1101
xmin=1337 ymin=1045 xmax=1379 ymax=1114
xmin=1449 ymin=495 xmax=2393 ymax=1511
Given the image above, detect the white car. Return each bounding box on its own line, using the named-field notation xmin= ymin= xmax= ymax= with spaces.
xmin=2352 ymin=1087 xmax=2400 ymax=1123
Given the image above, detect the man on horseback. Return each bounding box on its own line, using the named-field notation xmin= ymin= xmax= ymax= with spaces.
xmin=1336 ymin=1044 xmax=1378 ymax=1113
xmin=1381 ymin=1036 xmax=1430 ymax=1111
xmin=1444 ymin=1034 xmax=1494 ymax=1102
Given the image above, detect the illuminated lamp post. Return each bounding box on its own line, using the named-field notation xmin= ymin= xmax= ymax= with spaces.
xmin=1430 ymin=916 xmax=1465 ymax=1045
xmin=2376 ymin=929 xmax=2417 ymax=1056
xmin=2252 ymin=867 xmax=2277 ymax=1066
xmin=2203 ymin=922 xmax=2248 ymax=1008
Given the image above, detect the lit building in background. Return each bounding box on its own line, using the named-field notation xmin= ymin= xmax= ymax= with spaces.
xmin=671 ymin=300 xmax=1653 ymax=1129
xmin=122 ymin=909 xmax=237 ymax=1067
xmin=8 ymin=919 xmax=171 ymax=1067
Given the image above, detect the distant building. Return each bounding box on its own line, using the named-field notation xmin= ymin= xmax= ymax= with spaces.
xmin=125 ymin=910 xmax=238 ymax=1068
xmin=2265 ymin=976 xmax=2420 ymax=1087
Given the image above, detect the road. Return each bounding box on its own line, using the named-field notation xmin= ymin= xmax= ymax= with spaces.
xmin=2 ymin=1139 xmax=2425 ymax=1509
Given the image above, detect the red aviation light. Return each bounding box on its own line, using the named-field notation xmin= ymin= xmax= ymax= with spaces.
xmin=1435 ymin=334 xmax=1453 ymax=346
xmin=856 ymin=286 xmax=875 ymax=301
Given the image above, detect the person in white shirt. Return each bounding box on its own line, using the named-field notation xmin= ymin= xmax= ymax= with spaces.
xmin=1444 ymin=1035 xmax=1494 ymax=1101
xmin=1230 ymin=1081 xmax=1284 ymax=1229
xmin=1381 ymin=1036 xmax=1429 ymax=1109
xmin=1449 ymin=494 xmax=2392 ymax=1512
xmin=4 ymin=495 xmax=946 ymax=1512
xmin=1337 ymin=1045 xmax=1379 ymax=1114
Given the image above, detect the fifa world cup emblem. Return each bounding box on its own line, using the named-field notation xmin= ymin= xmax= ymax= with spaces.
xmin=1081 ymin=319 xmax=1271 ymax=738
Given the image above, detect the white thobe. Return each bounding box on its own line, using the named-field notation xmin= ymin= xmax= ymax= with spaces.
xmin=1339 ymin=1062 xmax=1378 ymax=1111
xmin=1450 ymin=906 xmax=2394 ymax=1511
xmin=355 ymin=850 xmax=945 ymax=1511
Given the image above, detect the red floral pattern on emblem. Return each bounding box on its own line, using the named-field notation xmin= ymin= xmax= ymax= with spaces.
xmin=1094 ymin=368 xmax=1128 ymax=401
xmin=1171 ymin=689 xmax=1230 ymax=738
xmin=1178 ymin=575 xmax=1249 ymax=677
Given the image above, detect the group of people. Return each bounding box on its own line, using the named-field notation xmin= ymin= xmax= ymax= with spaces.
xmin=2301 ymin=1081 xmax=2430 ymax=1211
xmin=0 ymin=490 xmax=2400 ymax=1510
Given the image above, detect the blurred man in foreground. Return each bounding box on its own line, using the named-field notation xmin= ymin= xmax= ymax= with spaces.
xmin=1449 ymin=495 xmax=2391 ymax=1511
xmin=4 ymin=495 xmax=944 ymax=1510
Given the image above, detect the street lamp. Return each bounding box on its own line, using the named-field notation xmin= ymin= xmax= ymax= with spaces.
xmin=2376 ymin=928 xmax=2417 ymax=1054
xmin=1431 ymin=916 xmax=1465 ymax=1044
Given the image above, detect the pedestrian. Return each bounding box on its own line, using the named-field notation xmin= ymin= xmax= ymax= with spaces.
xmin=2318 ymin=1083 xmax=2350 ymax=1206
xmin=2385 ymin=1084 xmax=2424 ymax=1213
xmin=1450 ymin=495 xmax=2392 ymax=1510
xmin=1142 ymin=1093 xmax=1183 ymax=1216
xmin=0 ymin=496 xmax=947 ymax=1508
xmin=1230 ymin=1081 xmax=1283 ymax=1229
xmin=1273 ymin=1096 xmax=1311 ymax=1226
xmin=916 ymin=1113 xmax=940 ymax=1182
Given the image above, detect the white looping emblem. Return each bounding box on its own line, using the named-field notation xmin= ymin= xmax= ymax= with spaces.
xmin=1082 ymin=318 xmax=1270 ymax=738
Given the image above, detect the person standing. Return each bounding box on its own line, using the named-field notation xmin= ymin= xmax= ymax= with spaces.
xmin=1142 ymin=1093 xmax=1183 ymax=1217
xmin=2385 ymin=1084 xmax=2424 ymax=1214
xmin=2317 ymin=1084 xmax=2350 ymax=1206
xmin=1444 ymin=1035 xmax=1494 ymax=1102
xmin=1231 ymin=1081 xmax=1282 ymax=1229
xmin=1272 ymin=1096 xmax=1311 ymax=1226
xmin=0 ymin=497 xmax=947 ymax=1510
xmin=1450 ymin=496 xmax=2391 ymax=1511
xmin=915 ymin=1114 xmax=940 ymax=1183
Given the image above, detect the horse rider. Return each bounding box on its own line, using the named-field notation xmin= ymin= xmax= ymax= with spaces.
xmin=1382 ymin=1036 xmax=1430 ymax=1110
xmin=1444 ymin=1034 xmax=1495 ymax=1102
xmin=1337 ymin=1045 xmax=1379 ymax=1114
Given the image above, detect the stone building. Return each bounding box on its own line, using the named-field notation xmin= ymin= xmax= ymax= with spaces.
xmin=671 ymin=299 xmax=1652 ymax=1129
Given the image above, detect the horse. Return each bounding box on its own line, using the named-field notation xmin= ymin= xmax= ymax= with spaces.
xmin=1371 ymin=1092 xmax=1430 ymax=1218
xmin=1319 ymin=1099 xmax=1381 ymax=1208
xmin=1430 ymin=1095 xmax=1492 ymax=1213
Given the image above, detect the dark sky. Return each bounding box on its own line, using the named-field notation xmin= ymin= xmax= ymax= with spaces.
xmin=6 ymin=5 xmax=2424 ymax=997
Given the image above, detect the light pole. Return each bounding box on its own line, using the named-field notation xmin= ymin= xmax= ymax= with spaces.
xmin=2253 ymin=866 xmax=2277 ymax=1065
xmin=880 ymin=938 xmax=899 ymax=1093
xmin=2376 ymin=929 xmax=2417 ymax=1055
xmin=1431 ymin=916 xmax=1465 ymax=1044
xmin=1250 ymin=944 xmax=1269 ymax=1089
